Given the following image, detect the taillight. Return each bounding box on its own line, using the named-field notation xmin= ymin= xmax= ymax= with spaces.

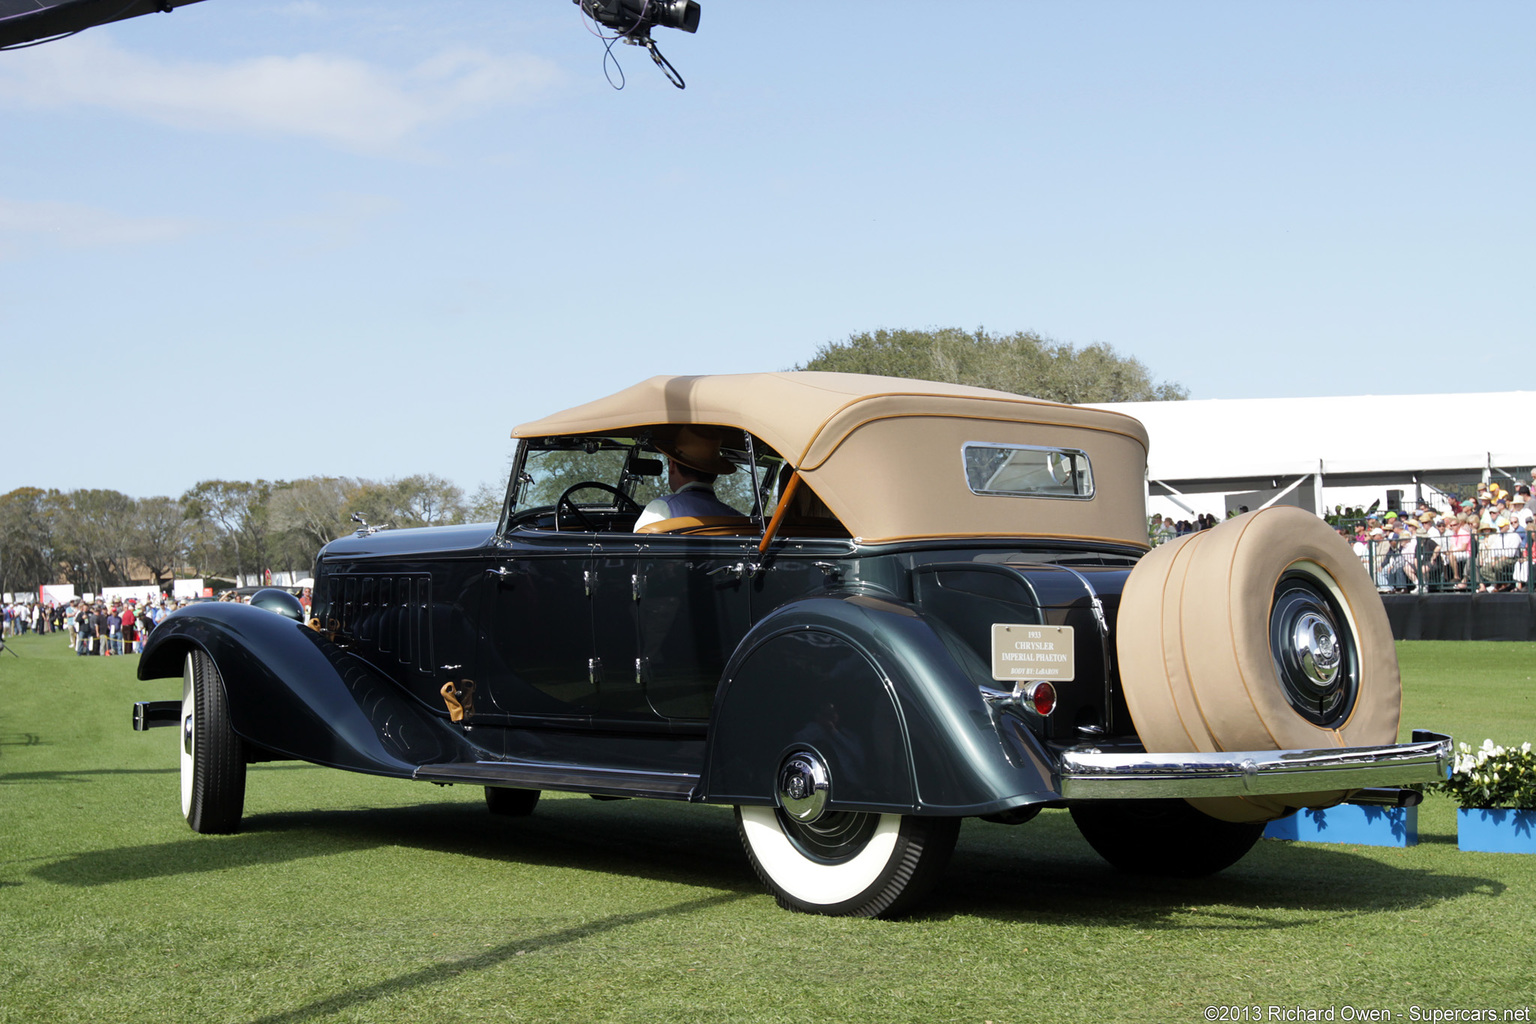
xmin=1023 ymin=681 xmax=1057 ymax=716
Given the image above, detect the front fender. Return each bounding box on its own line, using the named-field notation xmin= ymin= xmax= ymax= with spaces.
xmin=699 ymin=593 xmax=1059 ymax=816
xmin=139 ymin=603 xmax=463 ymax=776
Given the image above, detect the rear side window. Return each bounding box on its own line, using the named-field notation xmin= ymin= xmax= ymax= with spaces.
xmin=962 ymin=442 xmax=1094 ymax=499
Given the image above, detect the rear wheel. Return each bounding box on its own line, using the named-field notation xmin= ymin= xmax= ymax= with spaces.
xmin=484 ymin=787 xmax=540 ymax=816
xmin=181 ymin=650 xmax=246 ymax=834
xmin=1070 ymin=799 xmax=1264 ymax=876
xmin=735 ymin=805 xmax=958 ymax=917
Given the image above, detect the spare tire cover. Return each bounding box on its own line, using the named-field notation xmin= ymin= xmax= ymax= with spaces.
xmin=1115 ymin=506 xmax=1401 ymax=821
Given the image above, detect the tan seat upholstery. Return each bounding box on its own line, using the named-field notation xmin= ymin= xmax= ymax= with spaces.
xmin=635 ymin=515 xmax=757 ymax=536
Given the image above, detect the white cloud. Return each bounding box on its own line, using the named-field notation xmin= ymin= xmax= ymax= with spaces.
xmin=0 ymin=198 xmax=201 ymax=259
xmin=0 ymin=35 xmax=561 ymax=152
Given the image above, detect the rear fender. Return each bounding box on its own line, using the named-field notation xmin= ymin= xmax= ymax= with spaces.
xmin=699 ymin=594 xmax=1059 ymax=816
xmin=138 ymin=603 xmax=461 ymax=776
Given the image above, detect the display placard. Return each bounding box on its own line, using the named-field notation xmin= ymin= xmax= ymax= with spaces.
xmin=990 ymin=624 xmax=1074 ymax=682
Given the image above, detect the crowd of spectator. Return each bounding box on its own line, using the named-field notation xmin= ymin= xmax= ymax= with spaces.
xmin=1343 ymin=480 xmax=1533 ymax=593
xmin=1 ymin=588 xmax=314 ymax=655
xmin=1 ymin=596 xmax=185 ymax=655
xmin=1147 ymin=509 xmax=1244 ymax=543
xmin=1146 ymin=472 xmax=1536 ymax=596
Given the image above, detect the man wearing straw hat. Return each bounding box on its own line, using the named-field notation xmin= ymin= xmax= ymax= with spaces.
xmin=632 ymin=425 xmax=743 ymax=530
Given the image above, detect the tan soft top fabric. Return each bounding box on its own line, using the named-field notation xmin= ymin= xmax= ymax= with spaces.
xmin=513 ymin=373 xmax=1152 ymax=547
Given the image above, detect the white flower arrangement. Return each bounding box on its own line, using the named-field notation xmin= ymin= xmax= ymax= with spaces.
xmin=1432 ymin=739 xmax=1536 ymax=810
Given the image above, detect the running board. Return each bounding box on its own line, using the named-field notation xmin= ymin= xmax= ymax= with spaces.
xmin=414 ymin=760 xmax=699 ymax=800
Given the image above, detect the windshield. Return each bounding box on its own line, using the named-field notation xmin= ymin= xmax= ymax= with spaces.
xmin=508 ymin=431 xmax=784 ymax=527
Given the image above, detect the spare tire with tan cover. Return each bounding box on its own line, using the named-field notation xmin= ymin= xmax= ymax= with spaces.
xmin=1115 ymin=506 xmax=1401 ymax=823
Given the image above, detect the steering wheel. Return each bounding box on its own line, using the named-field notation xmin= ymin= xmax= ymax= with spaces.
xmin=555 ymin=481 xmax=642 ymax=532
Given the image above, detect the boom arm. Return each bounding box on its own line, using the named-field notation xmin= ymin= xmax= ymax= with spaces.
xmin=0 ymin=0 xmax=700 ymax=88
xmin=0 ymin=0 xmax=206 ymax=49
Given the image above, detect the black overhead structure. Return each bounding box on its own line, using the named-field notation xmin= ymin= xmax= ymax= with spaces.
xmin=0 ymin=0 xmax=205 ymax=48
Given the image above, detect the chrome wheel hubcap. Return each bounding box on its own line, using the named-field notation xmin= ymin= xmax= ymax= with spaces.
xmin=1291 ymin=611 xmax=1341 ymax=686
xmin=777 ymin=751 xmax=830 ymax=823
xmin=1270 ymin=568 xmax=1359 ymax=726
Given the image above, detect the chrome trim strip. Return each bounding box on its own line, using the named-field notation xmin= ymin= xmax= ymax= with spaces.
xmin=414 ymin=760 xmax=700 ymax=800
xmin=1058 ymin=732 xmax=1452 ymax=800
xmin=1050 ymin=563 xmax=1115 ymax=725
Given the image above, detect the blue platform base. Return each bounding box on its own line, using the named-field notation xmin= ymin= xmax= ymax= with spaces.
xmin=1457 ymin=808 xmax=1536 ymax=853
xmin=1263 ymin=804 xmax=1418 ymax=847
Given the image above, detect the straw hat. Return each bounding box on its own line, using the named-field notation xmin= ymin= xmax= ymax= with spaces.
xmin=656 ymin=425 xmax=737 ymax=475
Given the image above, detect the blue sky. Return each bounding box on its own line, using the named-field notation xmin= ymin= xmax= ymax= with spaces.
xmin=2 ymin=1 xmax=1531 ymax=501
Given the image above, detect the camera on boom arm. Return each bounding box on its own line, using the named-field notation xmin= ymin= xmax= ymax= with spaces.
xmin=575 ymin=0 xmax=699 ymax=89
xmin=577 ymin=0 xmax=700 ymax=40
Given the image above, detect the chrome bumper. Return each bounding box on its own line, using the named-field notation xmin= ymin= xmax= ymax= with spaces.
xmin=132 ymin=700 xmax=181 ymax=731
xmin=1058 ymin=730 xmax=1451 ymax=801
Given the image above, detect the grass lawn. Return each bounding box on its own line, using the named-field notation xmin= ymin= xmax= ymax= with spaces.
xmin=2 ymin=634 xmax=1533 ymax=1024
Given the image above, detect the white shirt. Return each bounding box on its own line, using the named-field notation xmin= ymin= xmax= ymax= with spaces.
xmin=631 ymin=481 xmax=740 ymax=531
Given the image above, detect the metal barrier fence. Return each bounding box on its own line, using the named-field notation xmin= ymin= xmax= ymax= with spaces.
xmin=1148 ymin=519 xmax=1533 ymax=594
xmin=1354 ymin=532 xmax=1533 ymax=594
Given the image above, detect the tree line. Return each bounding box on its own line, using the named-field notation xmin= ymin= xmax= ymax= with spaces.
xmin=795 ymin=327 xmax=1188 ymax=403
xmin=0 ymin=474 xmax=504 ymax=596
xmin=3 ymin=328 xmax=1187 ymax=595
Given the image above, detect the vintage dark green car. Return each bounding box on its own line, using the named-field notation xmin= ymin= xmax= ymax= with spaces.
xmin=134 ymin=372 xmax=1450 ymax=917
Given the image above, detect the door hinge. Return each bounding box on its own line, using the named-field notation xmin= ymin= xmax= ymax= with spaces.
xmin=813 ymin=561 xmax=844 ymax=582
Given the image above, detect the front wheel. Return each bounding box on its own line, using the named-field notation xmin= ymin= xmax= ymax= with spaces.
xmin=181 ymin=650 xmax=246 ymax=834
xmin=735 ymin=805 xmax=958 ymax=918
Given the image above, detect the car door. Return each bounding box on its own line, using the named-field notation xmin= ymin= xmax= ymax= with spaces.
xmin=476 ymin=527 xmax=605 ymax=719
xmin=634 ymin=533 xmax=756 ymax=720
xmin=586 ymin=539 xmax=652 ymax=717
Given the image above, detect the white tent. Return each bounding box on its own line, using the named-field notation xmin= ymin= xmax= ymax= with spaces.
xmin=1089 ymin=392 xmax=1536 ymax=519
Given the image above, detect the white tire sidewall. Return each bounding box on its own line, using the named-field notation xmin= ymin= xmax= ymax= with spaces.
xmin=180 ymin=652 xmax=195 ymax=818
xmin=738 ymin=805 xmax=902 ymax=907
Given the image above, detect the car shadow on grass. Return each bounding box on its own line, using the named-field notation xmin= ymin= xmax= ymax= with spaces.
xmin=1 ymin=766 xmax=177 ymax=785
xmin=261 ymin=794 xmax=757 ymax=894
xmin=33 ymin=797 xmax=1496 ymax=928
xmin=921 ymin=812 xmax=1502 ymax=927
xmin=33 ymin=792 xmax=757 ymax=896
xmin=0 ymin=763 xmax=319 ymax=785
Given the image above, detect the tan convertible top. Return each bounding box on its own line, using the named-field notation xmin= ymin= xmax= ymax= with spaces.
xmin=513 ymin=372 xmax=1152 ymax=548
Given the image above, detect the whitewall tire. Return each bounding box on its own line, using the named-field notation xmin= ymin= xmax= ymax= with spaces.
xmin=735 ymin=805 xmax=957 ymax=918
xmin=181 ymin=650 xmax=246 ymax=834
